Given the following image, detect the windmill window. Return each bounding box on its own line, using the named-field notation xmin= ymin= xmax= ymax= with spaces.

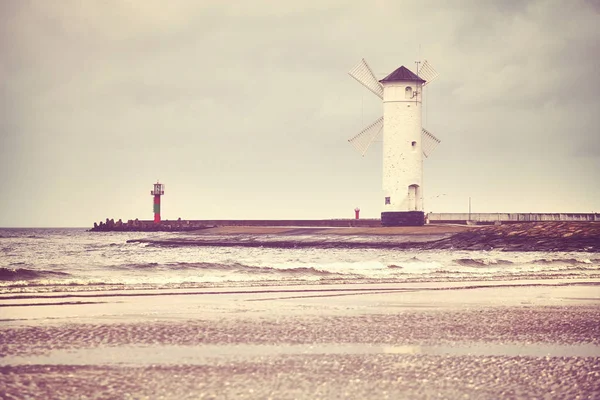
xmin=412 ymin=141 xmax=417 ymax=149
xmin=385 ymin=197 xmax=391 ymax=205
xmin=405 ymin=86 xmax=413 ymax=99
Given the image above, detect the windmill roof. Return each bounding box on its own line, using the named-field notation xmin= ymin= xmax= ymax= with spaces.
xmin=379 ymin=66 xmax=425 ymax=83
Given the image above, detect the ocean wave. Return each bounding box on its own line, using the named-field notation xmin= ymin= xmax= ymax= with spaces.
xmin=126 ymin=262 xmax=160 ymax=269
xmin=531 ymin=258 xmax=599 ymax=265
xmin=454 ymin=257 xmax=600 ymax=270
xmin=106 ymin=262 xmax=219 ymax=271
xmin=0 ymin=267 xmax=71 ymax=281
xmin=273 ymin=266 xmax=341 ymax=276
xmin=387 ymin=264 xmax=403 ymax=269
xmin=454 ymin=258 xmax=514 ymax=267
xmin=103 ymin=261 xmax=343 ymax=277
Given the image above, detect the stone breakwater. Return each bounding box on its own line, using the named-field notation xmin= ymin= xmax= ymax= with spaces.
xmin=125 ymin=222 xmax=600 ymax=253
xmin=90 ymin=218 xmax=213 ymax=232
xmin=423 ymin=222 xmax=600 ymax=252
xmin=90 ymin=219 xmax=382 ymax=232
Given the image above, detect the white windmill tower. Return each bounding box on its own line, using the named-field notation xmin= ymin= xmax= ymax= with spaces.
xmin=348 ymin=59 xmax=441 ymax=226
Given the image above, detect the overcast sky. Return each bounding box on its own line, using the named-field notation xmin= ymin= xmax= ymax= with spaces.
xmin=1 ymin=0 xmax=599 ymax=227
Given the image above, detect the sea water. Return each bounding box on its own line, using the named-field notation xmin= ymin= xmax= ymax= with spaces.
xmin=1 ymin=228 xmax=599 ymax=295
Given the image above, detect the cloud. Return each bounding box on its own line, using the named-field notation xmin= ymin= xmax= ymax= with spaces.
xmin=0 ymin=0 xmax=599 ymax=226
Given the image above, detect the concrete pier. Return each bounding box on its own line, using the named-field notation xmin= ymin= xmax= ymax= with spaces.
xmin=90 ymin=214 xmax=599 ymax=232
xmin=90 ymin=218 xmax=382 ymax=232
xmin=428 ymin=212 xmax=599 ymax=224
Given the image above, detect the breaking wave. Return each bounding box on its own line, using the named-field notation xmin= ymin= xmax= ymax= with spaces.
xmin=454 ymin=257 xmax=599 ymax=268
xmin=387 ymin=265 xmax=403 ymax=269
xmin=0 ymin=268 xmax=71 ymax=281
xmin=530 ymin=258 xmax=599 ymax=265
xmin=106 ymin=262 xmax=342 ymax=277
xmin=275 ymin=266 xmax=340 ymax=276
xmin=454 ymin=258 xmax=514 ymax=267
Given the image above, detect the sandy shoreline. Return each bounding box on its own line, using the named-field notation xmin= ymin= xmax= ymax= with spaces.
xmin=1 ymin=280 xmax=599 ymax=398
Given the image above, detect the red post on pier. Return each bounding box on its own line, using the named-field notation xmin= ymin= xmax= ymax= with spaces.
xmin=150 ymin=182 xmax=165 ymax=223
xmin=354 ymin=207 xmax=360 ymax=220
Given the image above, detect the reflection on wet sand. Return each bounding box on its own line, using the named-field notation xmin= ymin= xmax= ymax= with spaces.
xmin=3 ymin=342 xmax=600 ymax=366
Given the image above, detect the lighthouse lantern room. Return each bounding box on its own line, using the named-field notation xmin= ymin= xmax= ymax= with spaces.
xmin=150 ymin=182 xmax=165 ymax=223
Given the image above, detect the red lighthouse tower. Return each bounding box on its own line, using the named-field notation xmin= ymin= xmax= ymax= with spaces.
xmin=151 ymin=182 xmax=164 ymax=223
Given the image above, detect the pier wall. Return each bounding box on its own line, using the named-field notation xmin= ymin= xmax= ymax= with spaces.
xmin=181 ymin=219 xmax=382 ymax=228
xmin=90 ymin=218 xmax=382 ymax=231
xmin=90 ymin=214 xmax=599 ymax=231
xmin=427 ymin=213 xmax=599 ymax=224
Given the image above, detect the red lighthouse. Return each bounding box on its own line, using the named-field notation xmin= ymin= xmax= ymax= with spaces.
xmin=151 ymin=182 xmax=164 ymax=223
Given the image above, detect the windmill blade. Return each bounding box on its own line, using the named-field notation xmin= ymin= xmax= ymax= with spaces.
xmin=348 ymin=59 xmax=384 ymax=99
xmin=348 ymin=116 xmax=384 ymax=156
xmin=419 ymin=60 xmax=439 ymax=86
xmin=422 ymin=128 xmax=441 ymax=158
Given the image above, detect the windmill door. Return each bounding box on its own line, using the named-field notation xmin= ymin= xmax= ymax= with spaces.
xmin=408 ymin=185 xmax=419 ymax=211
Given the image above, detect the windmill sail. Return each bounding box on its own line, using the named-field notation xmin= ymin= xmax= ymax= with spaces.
xmin=348 ymin=117 xmax=383 ymax=156
xmin=348 ymin=59 xmax=384 ymax=99
xmin=418 ymin=60 xmax=439 ymax=86
xmin=422 ymin=128 xmax=440 ymax=158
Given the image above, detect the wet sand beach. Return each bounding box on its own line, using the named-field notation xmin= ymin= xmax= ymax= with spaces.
xmin=1 ymin=280 xmax=600 ymax=399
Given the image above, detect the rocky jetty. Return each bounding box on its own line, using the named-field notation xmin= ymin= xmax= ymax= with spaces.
xmin=90 ymin=219 xmax=382 ymax=232
xmin=124 ymin=222 xmax=599 ymax=252
xmin=423 ymin=222 xmax=600 ymax=252
xmin=90 ymin=218 xmax=213 ymax=232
